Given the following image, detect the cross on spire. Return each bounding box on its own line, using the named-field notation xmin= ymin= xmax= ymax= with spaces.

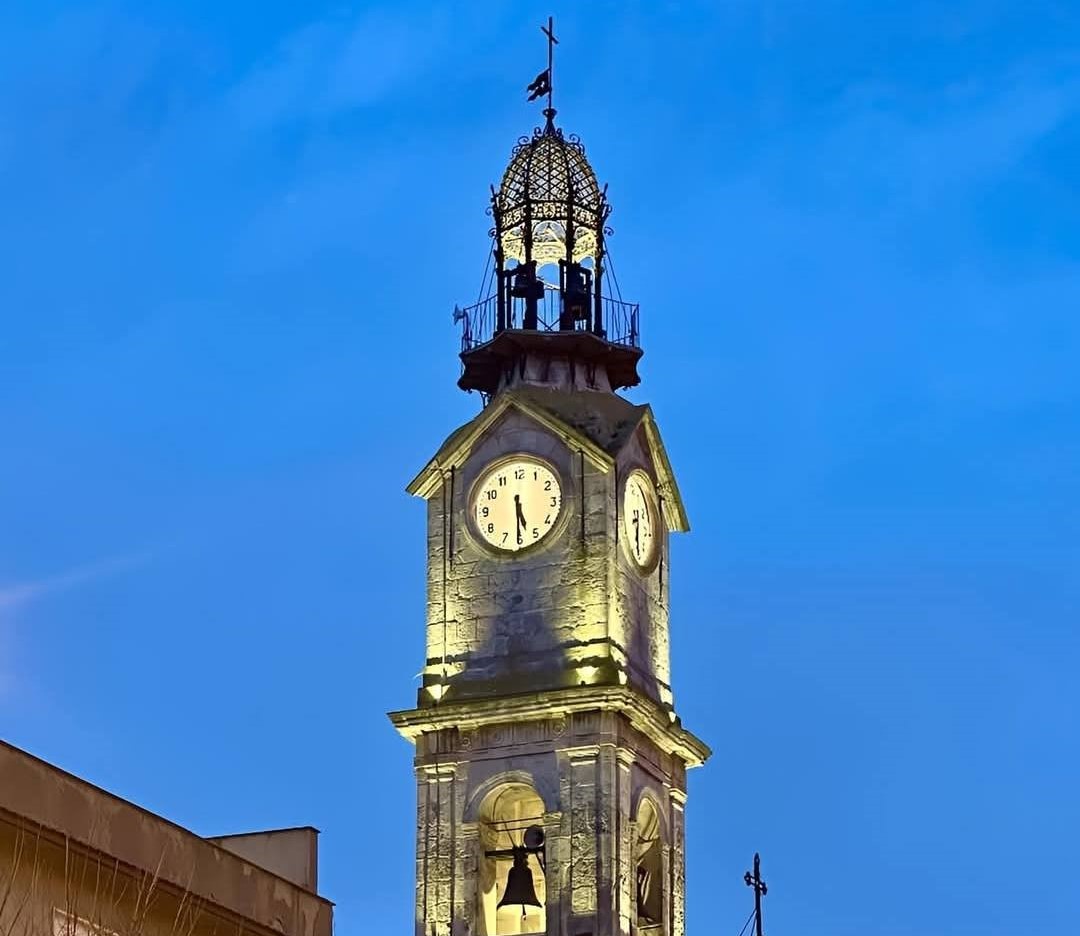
xmin=541 ymin=15 xmax=558 ymax=113
xmin=744 ymin=852 xmax=768 ymax=936
xmin=526 ymin=16 xmax=559 ymax=118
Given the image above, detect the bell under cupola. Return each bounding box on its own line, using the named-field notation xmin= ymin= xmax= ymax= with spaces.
xmin=456 ymin=106 xmax=642 ymax=398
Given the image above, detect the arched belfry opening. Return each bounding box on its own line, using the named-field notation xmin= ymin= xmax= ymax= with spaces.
xmin=478 ymin=783 xmax=547 ymax=936
xmin=636 ymin=797 xmax=664 ymax=929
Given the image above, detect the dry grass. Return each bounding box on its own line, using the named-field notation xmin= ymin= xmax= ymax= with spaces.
xmin=0 ymin=827 xmax=207 ymax=936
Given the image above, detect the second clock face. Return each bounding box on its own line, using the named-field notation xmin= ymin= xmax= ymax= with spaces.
xmin=473 ymin=457 xmax=563 ymax=553
xmin=623 ymin=471 xmax=658 ymax=568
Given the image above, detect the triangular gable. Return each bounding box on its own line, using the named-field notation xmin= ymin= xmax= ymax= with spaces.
xmin=406 ymin=391 xmax=616 ymax=499
xmin=639 ymin=408 xmax=690 ymax=533
xmin=407 ymin=392 xmax=690 ymax=532
xmin=510 ymin=386 xmax=649 ymax=456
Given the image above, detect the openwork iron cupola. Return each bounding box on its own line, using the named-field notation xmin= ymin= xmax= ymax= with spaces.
xmin=455 ymin=34 xmax=642 ymax=400
xmin=495 ymin=108 xmax=607 ymax=268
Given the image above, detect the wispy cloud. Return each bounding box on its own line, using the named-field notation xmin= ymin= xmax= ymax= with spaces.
xmin=0 ymin=553 xmax=147 ymax=697
xmin=220 ymin=7 xmax=455 ymax=135
xmin=0 ymin=554 xmax=148 ymax=615
xmin=815 ymin=69 xmax=1076 ymax=206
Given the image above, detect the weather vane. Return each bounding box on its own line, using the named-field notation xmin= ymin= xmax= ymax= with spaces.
xmin=526 ymin=16 xmax=558 ymax=114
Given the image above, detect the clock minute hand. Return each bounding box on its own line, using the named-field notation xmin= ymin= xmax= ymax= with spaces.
xmin=633 ymin=514 xmax=640 ymax=555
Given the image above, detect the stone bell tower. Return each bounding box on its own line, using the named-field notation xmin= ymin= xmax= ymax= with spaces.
xmin=389 ymin=30 xmax=709 ymax=936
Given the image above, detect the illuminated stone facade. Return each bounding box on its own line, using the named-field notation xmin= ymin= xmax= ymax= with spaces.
xmin=390 ymin=92 xmax=709 ymax=936
xmin=410 ymin=388 xmax=684 ymax=707
xmin=392 ymin=389 xmax=709 ymax=936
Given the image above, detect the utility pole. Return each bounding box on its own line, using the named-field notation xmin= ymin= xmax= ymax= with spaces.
xmin=744 ymin=852 xmax=768 ymax=936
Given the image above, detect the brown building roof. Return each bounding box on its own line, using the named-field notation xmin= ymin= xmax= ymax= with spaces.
xmin=0 ymin=740 xmax=332 ymax=936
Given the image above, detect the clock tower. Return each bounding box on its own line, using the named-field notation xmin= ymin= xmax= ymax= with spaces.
xmin=389 ymin=37 xmax=709 ymax=936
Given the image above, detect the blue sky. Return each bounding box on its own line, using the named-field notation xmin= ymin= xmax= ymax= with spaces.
xmin=2 ymin=1 xmax=1078 ymax=933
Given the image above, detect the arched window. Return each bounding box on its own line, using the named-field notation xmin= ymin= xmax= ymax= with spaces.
xmin=635 ymin=797 xmax=663 ymax=929
xmin=478 ymin=783 xmax=547 ymax=935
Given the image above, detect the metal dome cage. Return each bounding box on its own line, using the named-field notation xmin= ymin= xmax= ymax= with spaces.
xmin=455 ymin=109 xmax=641 ymax=396
xmin=496 ymin=112 xmax=606 ymax=267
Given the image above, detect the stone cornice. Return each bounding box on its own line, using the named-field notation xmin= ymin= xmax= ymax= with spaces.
xmin=388 ymin=685 xmax=711 ymax=768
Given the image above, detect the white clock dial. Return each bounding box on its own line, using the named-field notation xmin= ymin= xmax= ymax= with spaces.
xmin=623 ymin=471 xmax=657 ymax=568
xmin=473 ymin=457 xmax=562 ymax=553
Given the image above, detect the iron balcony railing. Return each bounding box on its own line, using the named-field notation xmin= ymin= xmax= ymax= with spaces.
xmin=456 ymin=285 xmax=639 ymax=354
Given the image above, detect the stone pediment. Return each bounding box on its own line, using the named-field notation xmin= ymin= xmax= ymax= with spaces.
xmin=407 ymin=388 xmax=689 ymax=531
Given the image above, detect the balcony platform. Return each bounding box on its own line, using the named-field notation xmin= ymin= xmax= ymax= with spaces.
xmin=455 ymin=288 xmax=642 ymax=395
xmin=459 ymin=327 xmax=643 ymax=394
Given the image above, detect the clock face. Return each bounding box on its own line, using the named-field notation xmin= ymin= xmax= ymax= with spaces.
xmin=473 ymin=457 xmax=563 ymax=553
xmin=623 ymin=471 xmax=657 ymax=568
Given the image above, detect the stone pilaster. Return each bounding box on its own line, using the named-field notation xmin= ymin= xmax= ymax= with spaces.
xmin=451 ymin=766 xmax=472 ymax=936
xmin=416 ymin=742 xmax=461 ymax=936
xmin=568 ymin=746 xmax=600 ymax=924
xmin=668 ymin=789 xmax=687 ymax=936
xmin=597 ymin=745 xmax=617 ymax=936
xmin=615 ymin=749 xmax=635 ymax=936
xmin=416 ymin=767 xmax=429 ymax=936
xmin=458 ymin=823 xmax=479 ymax=936
xmin=543 ymin=809 xmax=565 ymax=936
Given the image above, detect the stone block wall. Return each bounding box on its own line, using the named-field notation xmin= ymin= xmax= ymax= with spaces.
xmin=420 ymin=409 xmax=672 ymax=707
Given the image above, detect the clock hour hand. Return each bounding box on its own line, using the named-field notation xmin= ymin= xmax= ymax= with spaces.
xmin=515 ymin=494 xmax=526 ymax=545
xmin=633 ymin=515 xmax=640 ymax=555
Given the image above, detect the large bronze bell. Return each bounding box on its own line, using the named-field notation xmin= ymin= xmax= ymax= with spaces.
xmin=510 ymin=263 xmax=544 ymax=301
xmin=497 ymin=847 xmax=542 ymax=914
xmin=563 ymin=265 xmax=590 ymax=322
